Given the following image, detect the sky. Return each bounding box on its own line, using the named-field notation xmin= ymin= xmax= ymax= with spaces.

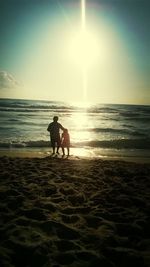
xmin=0 ymin=0 xmax=149 ymax=105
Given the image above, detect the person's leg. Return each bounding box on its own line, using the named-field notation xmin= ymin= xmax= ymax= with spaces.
xmin=56 ymin=136 xmax=61 ymax=154
xmin=52 ymin=146 xmax=55 ymax=154
xmin=62 ymin=146 xmax=65 ymax=155
xmin=67 ymin=147 xmax=70 ymax=156
xmin=51 ymin=138 xmax=55 ymax=154
xmin=56 ymin=145 xmax=59 ymax=154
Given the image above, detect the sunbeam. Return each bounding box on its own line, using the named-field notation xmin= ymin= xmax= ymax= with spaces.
xmin=81 ymin=0 xmax=86 ymax=31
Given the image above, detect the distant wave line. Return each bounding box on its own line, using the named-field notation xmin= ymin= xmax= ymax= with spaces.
xmin=0 ymin=125 xmax=148 ymax=138
xmin=0 ymin=138 xmax=150 ymax=149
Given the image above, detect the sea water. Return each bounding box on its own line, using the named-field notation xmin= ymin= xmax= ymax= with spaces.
xmin=0 ymin=98 xmax=150 ymax=160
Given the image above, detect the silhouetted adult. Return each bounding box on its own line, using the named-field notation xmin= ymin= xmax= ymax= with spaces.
xmin=47 ymin=116 xmax=64 ymax=154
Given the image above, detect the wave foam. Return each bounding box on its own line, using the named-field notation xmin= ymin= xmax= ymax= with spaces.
xmin=0 ymin=138 xmax=150 ymax=150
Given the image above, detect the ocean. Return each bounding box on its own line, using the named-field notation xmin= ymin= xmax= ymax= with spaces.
xmin=0 ymin=98 xmax=150 ymax=160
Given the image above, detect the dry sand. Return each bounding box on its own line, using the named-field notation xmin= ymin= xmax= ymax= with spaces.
xmin=0 ymin=155 xmax=150 ymax=267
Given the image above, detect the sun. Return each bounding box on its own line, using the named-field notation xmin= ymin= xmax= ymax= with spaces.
xmin=68 ymin=28 xmax=99 ymax=69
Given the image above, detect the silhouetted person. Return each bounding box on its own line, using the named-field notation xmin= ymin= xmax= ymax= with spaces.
xmin=47 ymin=116 xmax=64 ymax=154
xmin=61 ymin=128 xmax=70 ymax=157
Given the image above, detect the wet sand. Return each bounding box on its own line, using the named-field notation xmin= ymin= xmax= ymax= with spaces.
xmin=0 ymin=155 xmax=150 ymax=267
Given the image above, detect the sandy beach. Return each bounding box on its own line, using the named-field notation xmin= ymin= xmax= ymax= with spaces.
xmin=0 ymin=155 xmax=150 ymax=267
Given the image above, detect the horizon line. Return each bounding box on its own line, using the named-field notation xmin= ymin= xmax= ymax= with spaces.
xmin=0 ymin=97 xmax=149 ymax=106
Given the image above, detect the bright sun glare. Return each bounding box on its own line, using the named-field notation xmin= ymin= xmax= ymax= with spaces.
xmin=13 ymin=0 xmax=144 ymax=105
xmin=68 ymin=0 xmax=99 ymax=69
xmin=67 ymin=0 xmax=99 ymax=103
xmin=68 ymin=29 xmax=99 ymax=69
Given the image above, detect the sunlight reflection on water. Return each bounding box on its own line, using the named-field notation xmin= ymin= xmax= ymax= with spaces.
xmin=70 ymin=111 xmax=93 ymax=143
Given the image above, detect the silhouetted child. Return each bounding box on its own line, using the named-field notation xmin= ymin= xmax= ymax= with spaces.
xmin=61 ymin=129 xmax=70 ymax=156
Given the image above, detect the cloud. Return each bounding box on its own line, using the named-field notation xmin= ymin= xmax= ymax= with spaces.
xmin=0 ymin=71 xmax=20 ymax=89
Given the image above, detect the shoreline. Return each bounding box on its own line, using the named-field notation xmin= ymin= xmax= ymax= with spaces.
xmin=0 ymin=147 xmax=150 ymax=163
